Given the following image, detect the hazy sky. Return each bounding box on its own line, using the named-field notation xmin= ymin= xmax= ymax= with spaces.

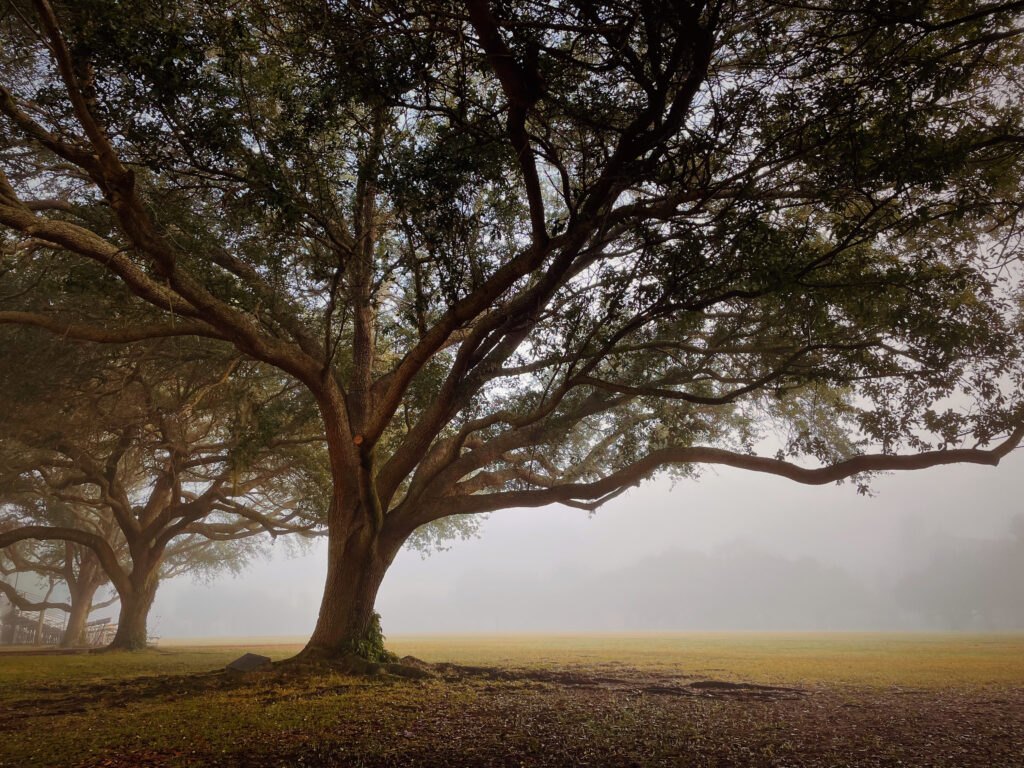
xmin=146 ymin=450 xmax=1024 ymax=639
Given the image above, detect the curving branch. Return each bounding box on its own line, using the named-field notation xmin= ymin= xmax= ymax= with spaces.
xmin=0 ymin=200 xmax=203 ymax=318
xmin=90 ymin=593 xmax=120 ymax=611
xmin=0 ymin=580 xmax=71 ymax=613
xmin=0 ymin=9 xmax=328 ymax=392
xmin=0 ymin=526 xmax=129 ymax=597
xmin=23 ymin=198 xmax=75 ymax=213
xmin=433 ymin=421 xmax=1024 ymax=521
xmin=0 ymin=311 xmax=223 ymax=344
xmin=466 ymin=0 xmax=548 ymax=242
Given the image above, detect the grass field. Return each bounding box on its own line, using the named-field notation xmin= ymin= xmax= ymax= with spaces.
xmin=2 ymin=633 xmax=1023 ymax=767
xmin=390 ymin=632 xmax=1024 ymax=687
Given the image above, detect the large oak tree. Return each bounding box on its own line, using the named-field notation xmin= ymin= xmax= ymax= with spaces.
xmin=0 ymin=329 xmax=326 ymax=648
xmin=1 ymin=0 xmax=1023 ymax=660
xmin=0 ymin=539 xmax=116 ymax=646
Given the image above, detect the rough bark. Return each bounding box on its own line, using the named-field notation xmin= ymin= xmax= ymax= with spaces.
xmin=107 ymin=571 xmax=159 ymax=651
xmin=61 ymin=545 xmax=108 ymax=647
xmin=301 ymin=516 xmax=404 ymax=660
xmin=61 ymin=580 xmax=100 ymax=647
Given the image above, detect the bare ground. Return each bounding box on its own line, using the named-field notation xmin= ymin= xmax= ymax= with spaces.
xmin=3 ymin=659 xmax=1023 ymax=767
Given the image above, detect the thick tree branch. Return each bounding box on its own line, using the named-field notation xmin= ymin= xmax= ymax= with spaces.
xmin=0 ymin=580 xmax=71 ymax=613
xmin=0 ymin=311 xmax=223 ymax=343
xmin=437 ymin=423 xmax=1024 ymax=520
xmin=0 ymin=526 xmax=129 ymax=597
xmin=466 ymin=0 xmax=548 ymax=242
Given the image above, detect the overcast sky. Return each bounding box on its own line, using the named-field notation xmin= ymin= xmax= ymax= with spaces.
xmin=146 ymin=450 xmax=1024 ymax=639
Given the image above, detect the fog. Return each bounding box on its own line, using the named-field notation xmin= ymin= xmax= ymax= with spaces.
xmin=150 ymin=452 xmax=1024 ymax=639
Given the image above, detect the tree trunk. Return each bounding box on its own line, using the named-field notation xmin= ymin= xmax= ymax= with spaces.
xmin=61 ymin=580 xmax=100 ymax=647
xmin=303 ymin=384 xmax=407 ymax=663
xmin=33 ymin=608 xmax=46 ymax=645
xmin=33 ymin=579 xmax=56 ymax=645
xmin=107 ymin=572 xmax=159 ymax=651
xmin=301 ymin=522 xmax=404 ymax=660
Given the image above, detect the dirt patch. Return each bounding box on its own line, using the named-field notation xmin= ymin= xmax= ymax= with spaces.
xmin=428 ymin=661 xmax=805 ymax=700
xmin=6 ymin=660 xmax=1024 ymax=768
xmin=0 ymin=671 xmax=237 ymax=728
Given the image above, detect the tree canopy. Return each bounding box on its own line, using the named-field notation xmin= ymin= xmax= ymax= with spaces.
xmin=0 ymin=328 xmax=326 ymax=647
xmin=1 ymin=0 xmax=1022 ymax=658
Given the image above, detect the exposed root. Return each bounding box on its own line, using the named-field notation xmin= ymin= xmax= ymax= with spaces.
xmin=413 ymin=661 xmax=806 ymax=700
xmin=273 ymin=651 xmax=436 ymax=679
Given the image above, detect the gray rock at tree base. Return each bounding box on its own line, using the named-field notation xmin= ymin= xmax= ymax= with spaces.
xmin=226 ymin=653 xmax=272 ymax=674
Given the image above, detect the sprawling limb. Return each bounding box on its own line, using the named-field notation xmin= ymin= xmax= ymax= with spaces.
xmin=0 ymin=526 xmax=130 ymax=596
xmin=427 ymin=423 xmax=1024 ymax=521
xmin=0 ymin=311 xmax=222 ymax=343
xmin=0 ymin=580 xmax=71 ymax=613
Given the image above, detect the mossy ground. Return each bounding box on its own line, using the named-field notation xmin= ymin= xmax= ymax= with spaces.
xmin=2 ymin=633 xmax=1023 ymax=767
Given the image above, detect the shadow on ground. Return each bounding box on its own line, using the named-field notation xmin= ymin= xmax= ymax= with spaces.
xmin=4 ymin=658 xmax=1023 ymax=768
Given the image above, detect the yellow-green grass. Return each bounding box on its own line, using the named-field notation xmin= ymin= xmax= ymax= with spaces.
xmin=151 ymin=632 xmax=1024 ymax=688
xmin=2 ymin=635 xmax=1023 ymax=767
xmin=385 ymin=632 xmax=1024 ymax=688
xmin=0 ymin=645 xmax=299 ymax=689
xmin=0 ymin=651 xmax=414 ymax=768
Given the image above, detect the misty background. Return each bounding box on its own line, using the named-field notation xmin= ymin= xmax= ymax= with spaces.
xmin=135 ymin=452 xmax=1024 ymax=639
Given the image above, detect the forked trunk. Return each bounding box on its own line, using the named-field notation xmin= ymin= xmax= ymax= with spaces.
xmin=301 ymin=520 xmax=404 ymax=660
xmin=108 ymin=572 xmax=159 ymax=651
xmin=61 ymin=580 xmax=100 ymax=647
xmin=304 ymin=384 xmax=408 ymax=663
